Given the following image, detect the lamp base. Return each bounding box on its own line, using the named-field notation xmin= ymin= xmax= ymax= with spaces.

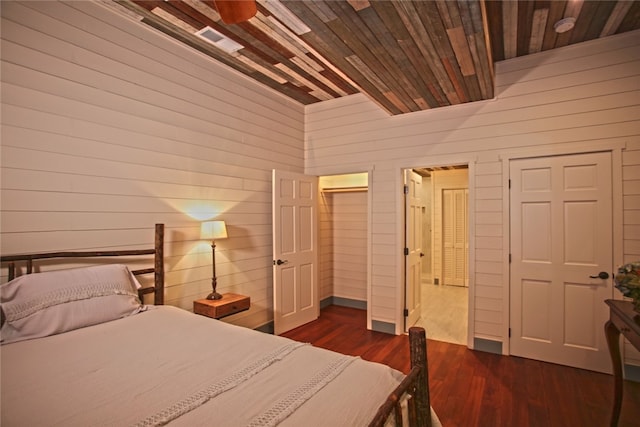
xmin=206 ymin=291 xmax=223 ymax=300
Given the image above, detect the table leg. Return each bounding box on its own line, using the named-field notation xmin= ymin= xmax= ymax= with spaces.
xmin=605 ymin=320 xmax=622 ymax=427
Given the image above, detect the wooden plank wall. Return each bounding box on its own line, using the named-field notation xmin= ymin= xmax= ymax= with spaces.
xmin=0 ymin=1 xmax=305 ymax=330
xmin=330 ymin=191 xmax=368 ymax=301
xmin=305 ymin=30 xmax=640 ymax=348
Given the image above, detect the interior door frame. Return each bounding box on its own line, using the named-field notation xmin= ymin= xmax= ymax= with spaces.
xmin=398 ymin=162 xmax=476 ymax=346
xmin=501 ymin=143 xmax=625 ymax=356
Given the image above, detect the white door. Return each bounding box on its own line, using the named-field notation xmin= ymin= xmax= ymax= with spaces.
xmin=442 ymin=188 xmax=468 ymax=287
xmin=272 ymin=170 xmax=319 ymax=335
xmin=510 ymin=152 xmax=613 ymax=373
xmin=405 ymin=170 xmax=423 ymax=330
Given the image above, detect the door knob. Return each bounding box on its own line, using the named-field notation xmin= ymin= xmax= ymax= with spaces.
xmin=420 ymin=252 xmax=425 ymax=257
xmin=589 ymin=271 xmax=609 ymax=279
xmin=274 ymin=259 xmax=288 ymax=265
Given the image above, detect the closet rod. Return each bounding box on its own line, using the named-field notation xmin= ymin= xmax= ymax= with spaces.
xmin=320 ymin=186 xmax=368 ymax=193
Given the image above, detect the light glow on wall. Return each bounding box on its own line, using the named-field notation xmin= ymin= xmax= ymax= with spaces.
xmin=181 ymin=201 xmax=225 ymax=221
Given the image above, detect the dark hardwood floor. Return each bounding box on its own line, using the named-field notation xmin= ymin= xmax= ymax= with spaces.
xmin=281 ymin=305 xmax=640 ymax=427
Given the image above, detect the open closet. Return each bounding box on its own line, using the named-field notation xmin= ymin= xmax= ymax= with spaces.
xmin=318 ymin=173 xmax=369 ymax=310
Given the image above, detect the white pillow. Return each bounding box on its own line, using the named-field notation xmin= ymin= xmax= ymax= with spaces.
xmin=0 ymin=264 xmax=144 ymax=344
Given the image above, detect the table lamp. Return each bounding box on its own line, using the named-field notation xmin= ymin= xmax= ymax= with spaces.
xmin=201 ymin=220 xmax=228 ymax=300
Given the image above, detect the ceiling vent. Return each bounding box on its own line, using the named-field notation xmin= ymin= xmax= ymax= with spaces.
xmin=196 ymin=26 xmax=244 ymax=53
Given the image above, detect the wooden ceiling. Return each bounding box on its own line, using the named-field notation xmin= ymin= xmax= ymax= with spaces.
xmin=414 ymin=164 xmax=468 ymax=177
xmin=111 ymin=1 xmax=640 ymax=115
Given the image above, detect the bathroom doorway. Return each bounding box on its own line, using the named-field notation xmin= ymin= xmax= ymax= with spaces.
xmin=407 ymin=165 xmax=469 ymax=345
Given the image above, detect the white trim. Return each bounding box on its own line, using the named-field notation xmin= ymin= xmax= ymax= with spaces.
xmin=611 ymin=146 xmax=625 ymax=299
xmin=498 ymin=140 xmax=626 ymax=161
xmin=395 ymin=170 xmax=405 ymax=335
xmin=305 ymin=163 xmax=379 ymax=177
xmin=466 ymin=161 xmax=477 ymax=349
xmin=367 ymin=169 xmax=374 ymax=331
xmin=501 ymin=158 xmax=511 ymax=355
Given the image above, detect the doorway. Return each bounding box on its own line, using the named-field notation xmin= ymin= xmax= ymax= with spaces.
xmin=273 ymin=171 xmax=371 ymax=334
xmin=408 ymin=165 xmax=469 ymax=345
xmin=318 ymin=172 xmax=372 ymax=326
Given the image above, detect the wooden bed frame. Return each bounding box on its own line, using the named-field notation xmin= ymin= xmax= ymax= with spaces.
xmin=0 ymin=223 xmax=431 ymax=427
xmin=1 ymin=224 xmax=165 ymax=305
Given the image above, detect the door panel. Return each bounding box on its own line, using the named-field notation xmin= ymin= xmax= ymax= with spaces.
xmin=300 ymin=263 xmax=313 ymax=309
xmin=442 ymin=188 xmax=468 ymax=286
xmin=280 ymin=266 xmax=296 ymax=315
xmin=405 ymin=170 xmax=422 ymax=330
xmin=521 ymin=279 xmax=551 ymax=341
xmin=510 ymin=152 xmax=613 ymax=373
xmin=521 ymin=202 xmax=550 ymax=262
xmin=273 ymin=170 xmax=319 ymax=335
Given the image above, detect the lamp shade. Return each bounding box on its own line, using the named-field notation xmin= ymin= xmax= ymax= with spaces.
xmin=201 ymin=220 xmax=228 ymax=240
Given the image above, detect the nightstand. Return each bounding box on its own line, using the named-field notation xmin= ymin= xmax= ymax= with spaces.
xmin=193 ymin=293 xmax=250 ymax=319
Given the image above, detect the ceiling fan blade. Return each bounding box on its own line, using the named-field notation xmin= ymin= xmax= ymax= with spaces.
xmin=214 ymin=0 xmax=257 ymax=24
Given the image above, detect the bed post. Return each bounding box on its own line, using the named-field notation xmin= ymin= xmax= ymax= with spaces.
xmin=154 ymin=223 xmax=165 ymax=305
xmin=7 ymin=262 xmax=16 ymax=281
xmin=409 ymin=327 xmax=431 ymax=427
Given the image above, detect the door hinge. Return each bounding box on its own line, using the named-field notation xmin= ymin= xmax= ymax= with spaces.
xmin=404 ymin=247 xmax=409 ymax=256
xmin=509 ymin=328 xmax=511 ymax=338
xmin=509 ymin=253 xmax=511 ymax=263
xmin=404 ymin=185 xmax=409 ymax=194
xmin=508 ymin=179 xmax=511 ymax=189
xmin=404 ymin=308 xmax=409 ymax=316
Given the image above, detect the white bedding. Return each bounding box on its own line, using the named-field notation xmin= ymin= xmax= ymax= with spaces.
xmin=1 ymin=306 xmax=439 ymax=426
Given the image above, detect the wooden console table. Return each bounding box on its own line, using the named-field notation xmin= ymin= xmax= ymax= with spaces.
xmin=604 ymin=299 xmax=640 ymax=427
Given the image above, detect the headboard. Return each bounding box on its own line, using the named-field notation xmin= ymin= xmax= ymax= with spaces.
xmin=0 ymin=224 xmax=165 ymax=305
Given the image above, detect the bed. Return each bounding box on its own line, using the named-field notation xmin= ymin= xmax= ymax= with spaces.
xmin=0 ymin=224 xmax=439 ymax=427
